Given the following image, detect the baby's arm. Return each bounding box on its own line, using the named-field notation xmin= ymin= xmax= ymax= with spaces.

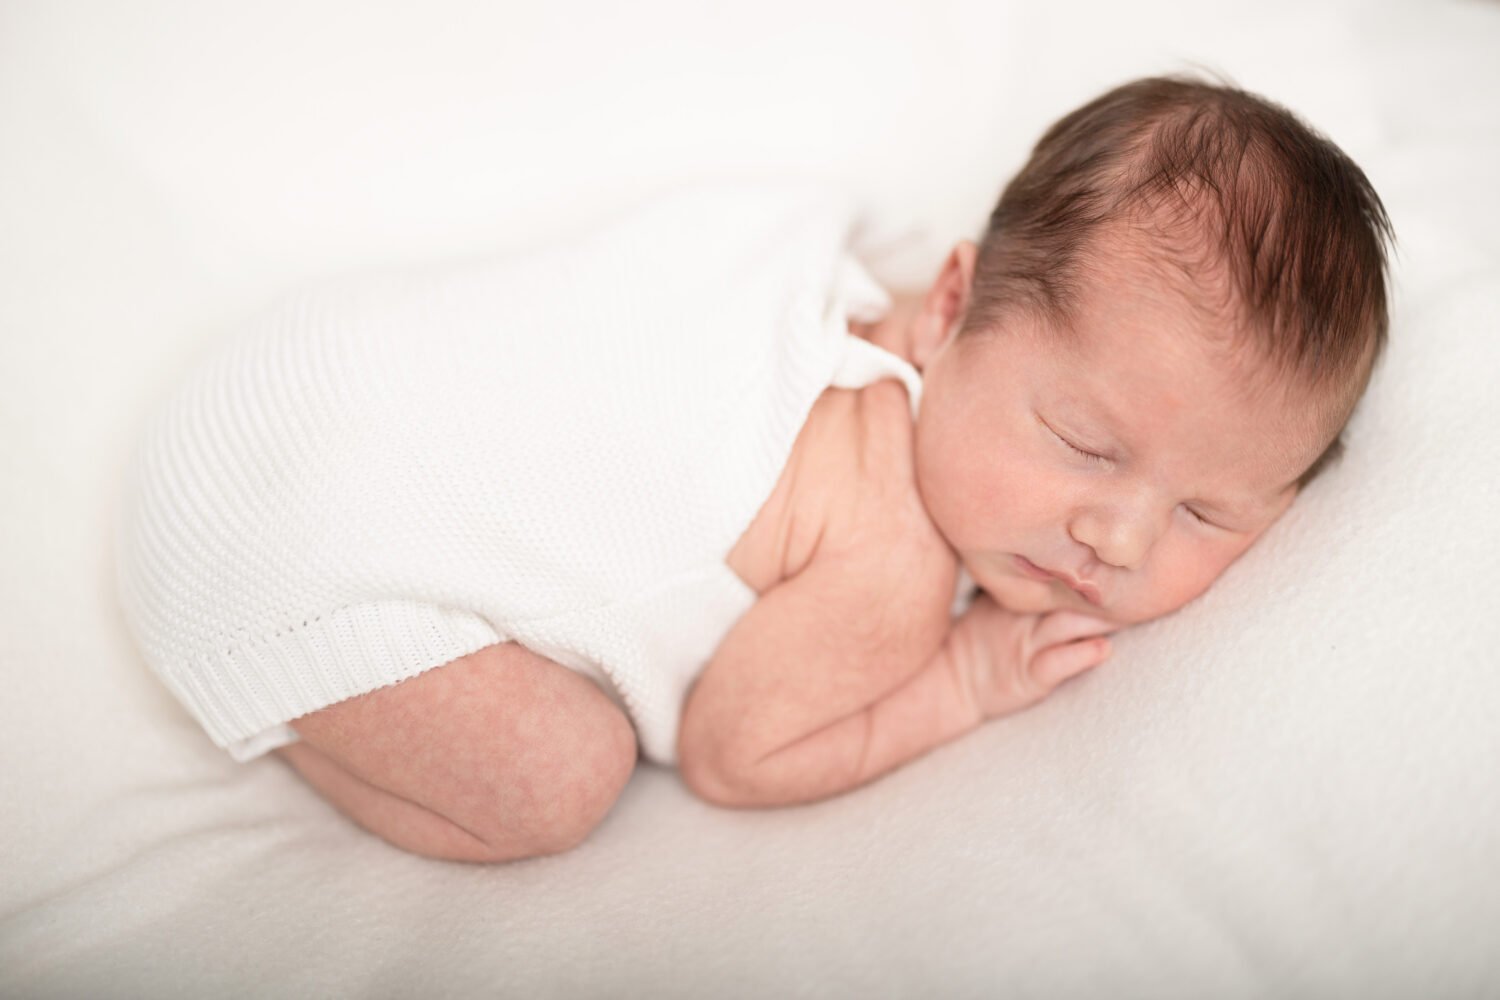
xmin=677 ymin=547 xmax=1118 ymax=809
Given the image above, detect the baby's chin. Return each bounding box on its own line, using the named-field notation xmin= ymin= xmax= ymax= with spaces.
xmin=976 ymin=575 xmax=1082 ymax=617
xmin=984 ymin=588 xmax=1062 ymax=616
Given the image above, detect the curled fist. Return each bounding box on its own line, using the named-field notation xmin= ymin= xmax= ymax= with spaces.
xmin=945 ymin=591 xmax=1119 ymax=720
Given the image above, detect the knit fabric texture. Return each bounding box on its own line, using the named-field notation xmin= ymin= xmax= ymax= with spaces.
xmin=114 ymin=178 xmax=965 ymax=765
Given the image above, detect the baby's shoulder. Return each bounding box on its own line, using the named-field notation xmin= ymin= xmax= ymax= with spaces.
xmin=827 ymin=380 xmax=951 ymax=560
xmin=794 ymin=381 xmax=955 ymax=605
xmin=793 ymin=381 xmax=957 ymax=654
xmin=726 ymin=378 xmax=954 ymax=606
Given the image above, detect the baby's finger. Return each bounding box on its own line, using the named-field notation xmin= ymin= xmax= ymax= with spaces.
xmin=1032 ymin=636 xmax=1112 ymax=689
xmin=1033 ymin=610 xmax=1118 ymax=649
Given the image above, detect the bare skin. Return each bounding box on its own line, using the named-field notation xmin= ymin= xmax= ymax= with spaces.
xmin=276 ymin=640 xmax=638 ymax=863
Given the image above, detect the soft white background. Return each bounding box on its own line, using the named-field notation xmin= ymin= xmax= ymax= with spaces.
xmin=2 ymin=0 xmax=1498 ymax=996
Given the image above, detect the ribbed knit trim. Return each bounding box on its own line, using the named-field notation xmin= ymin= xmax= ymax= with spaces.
xmin=159 ymin=600 xmax=501 ymax=754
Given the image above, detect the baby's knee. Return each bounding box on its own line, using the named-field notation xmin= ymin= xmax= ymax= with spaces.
xmin=280 ymin=641 xmax=641 ymax=864
xmin=516 ymin=706 xmax=638 ymax=858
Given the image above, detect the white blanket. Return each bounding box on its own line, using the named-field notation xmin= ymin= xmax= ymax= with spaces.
xmin=3 ymin=1 xmax=1498 ymax=996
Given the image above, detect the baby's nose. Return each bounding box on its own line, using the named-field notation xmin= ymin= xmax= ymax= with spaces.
xmin=1067 ymin=501 xmax=1166 ymax=571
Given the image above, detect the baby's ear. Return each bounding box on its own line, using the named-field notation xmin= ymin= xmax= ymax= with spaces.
xmin=912 ymin=241 xmax=978 ymax=369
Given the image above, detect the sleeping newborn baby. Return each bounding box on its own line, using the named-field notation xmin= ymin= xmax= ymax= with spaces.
xmin=115 ymin=75 xmax=1393 ymax=863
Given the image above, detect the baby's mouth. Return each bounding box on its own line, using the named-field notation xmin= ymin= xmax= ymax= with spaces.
xmin=1014 ymin=555 xmax=1104 ymax=607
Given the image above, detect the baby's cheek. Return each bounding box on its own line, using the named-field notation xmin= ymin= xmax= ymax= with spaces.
xmin=965 ymin=453 xmax=1048 ymax=525
xmin=1161 ymin=540 xmax=1249 ymax=613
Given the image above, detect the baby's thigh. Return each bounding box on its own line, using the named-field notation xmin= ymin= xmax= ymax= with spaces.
xmin=285 ymin=640 xmax=638 ymax=860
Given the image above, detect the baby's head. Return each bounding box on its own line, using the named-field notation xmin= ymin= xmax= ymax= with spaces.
xmin=906 ymin=75 xmax=1394 ymax=625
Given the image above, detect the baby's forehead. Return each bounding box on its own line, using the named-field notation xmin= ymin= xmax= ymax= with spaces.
xmin=1064 ymin=313 xmax=1309 ymax=432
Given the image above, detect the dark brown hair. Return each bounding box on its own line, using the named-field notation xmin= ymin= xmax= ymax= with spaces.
xmin=965 ymin=74 xmax=1395 ymax=489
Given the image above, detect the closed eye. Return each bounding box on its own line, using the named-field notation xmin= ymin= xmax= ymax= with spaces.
xmin=1043 ymin=419 xmax=1110 ymax=465
xmin=1185 ymin=505 xmax=1217 ymax=527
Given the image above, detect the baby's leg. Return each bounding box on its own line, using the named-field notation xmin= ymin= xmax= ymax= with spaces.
xmin=274 ymin=640 xmax=638 ymax=863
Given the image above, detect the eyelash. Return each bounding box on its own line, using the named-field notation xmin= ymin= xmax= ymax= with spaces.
xmin=1050 ymin=426 xmax=1110 ymax=465
xmin=1185 ymin=506 xmax=1217 ymax=528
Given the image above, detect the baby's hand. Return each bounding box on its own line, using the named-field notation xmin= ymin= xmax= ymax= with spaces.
xmin=945 ymin=591 xmax=1118 ymax=720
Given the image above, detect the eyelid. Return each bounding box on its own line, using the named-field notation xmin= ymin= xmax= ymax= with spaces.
xmin=1185 ymin=504 xmax=1253 ymax=533
xmin=1040 ymin=415 xmax=1110 ymax=464
xmin=1185 ymin=505 xmax=1217 ymax=527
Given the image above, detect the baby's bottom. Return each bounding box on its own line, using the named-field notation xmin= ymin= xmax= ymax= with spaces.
xmin=275 ymin=640 xmax=638 ymax=863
